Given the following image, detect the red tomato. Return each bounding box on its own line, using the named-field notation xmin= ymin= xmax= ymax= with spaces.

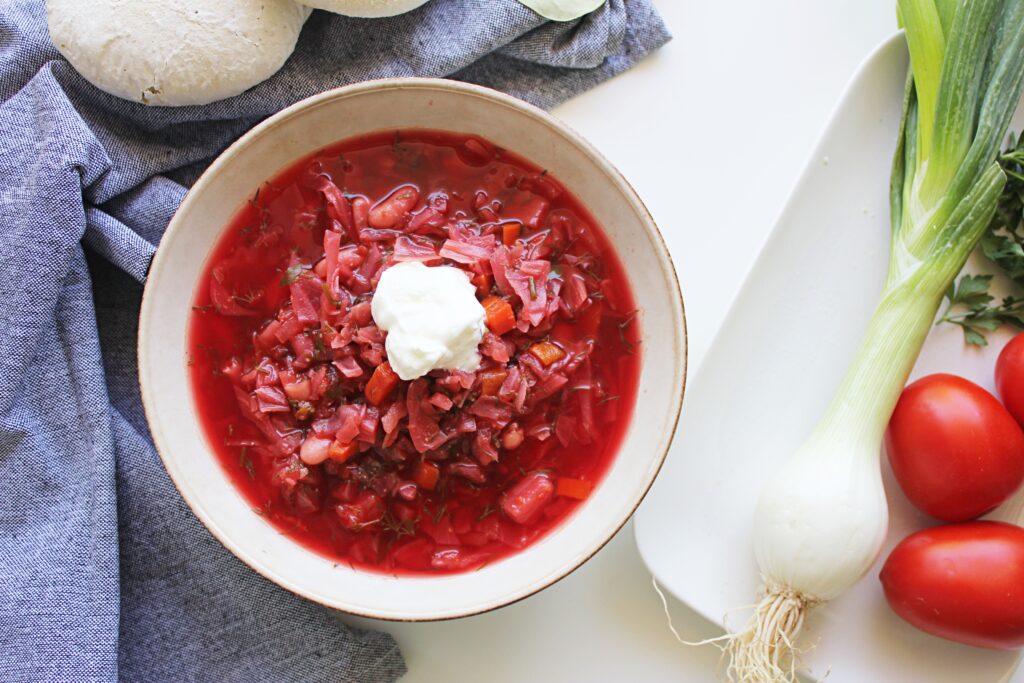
xmin=886 ymin=374 xmax=1024 ymax=521
xmin=880 ymin=521 xmax=1024 ymax=649
xmin=997 ymin=334 xmax=1024 ymax=428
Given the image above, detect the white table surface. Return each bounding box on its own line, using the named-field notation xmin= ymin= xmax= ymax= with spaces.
xmin=344 ymin=2 xmax=913 ymax=680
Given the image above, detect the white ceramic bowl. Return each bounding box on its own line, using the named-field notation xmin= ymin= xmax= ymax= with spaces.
xmin=139 ymin=78 xmax=686 ymax=620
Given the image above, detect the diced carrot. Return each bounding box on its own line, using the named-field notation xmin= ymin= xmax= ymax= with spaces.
xmin=479 ymin=368 xmax=508 ymax=396
xmin=482 ymin=296 xmax=516 ymax=336
xmin=471 ymin=272 xmax=494 ymax=298
xmin=555 ymin=477 xmax=592 ymax=500
xmin=529 ymin=341 xmax=566 ymax=367
xmin=329 ymin=439 xmax=359 ymax=463
xmin=501 ymin=221 xmax=522 ymax=246
xmin=412 ymin=460 xmax=440 ymax=491
xmin=365 ymin=361 xmax=400 ymax=406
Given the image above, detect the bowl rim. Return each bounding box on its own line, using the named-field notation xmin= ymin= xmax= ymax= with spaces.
xmin=138 ymin=76 xmax=687 ymax=621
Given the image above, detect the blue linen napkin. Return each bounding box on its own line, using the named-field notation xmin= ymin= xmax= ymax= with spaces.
xmin=0 ymin=1 xmax=670 ymax=680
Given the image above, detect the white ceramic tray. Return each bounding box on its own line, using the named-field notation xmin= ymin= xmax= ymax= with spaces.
xmin=634 ymin=33 xmax=1024 ymax=683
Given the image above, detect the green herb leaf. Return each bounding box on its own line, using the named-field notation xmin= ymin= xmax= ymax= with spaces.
xmin=431 ymin=503 xmax=447 ymax=525
xmin=312 ymin=331 xmax=327 ymax=357
xmin=964 ymin=328 xmax=990 ymax=347
xmin=940 ymin=274 xmax=1024 ymax=346
xmin=280 ymin=264 xmax=306 ymax=287
xmin=239 ymin=447 xmax=255 ymax=479
xmin=940 ymin=132 xmax=1024 ymax=345
xmin=380 ymin=509 xmax=417 ymax=538
xmin=983 ymin=136 xmax=1024 ymax=284
xmin=946 ymin=273 xmax=995 ymax=309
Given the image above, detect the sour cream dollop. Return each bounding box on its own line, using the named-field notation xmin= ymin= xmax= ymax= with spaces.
xmin=371 ymin=261 xmax=487 ymax=381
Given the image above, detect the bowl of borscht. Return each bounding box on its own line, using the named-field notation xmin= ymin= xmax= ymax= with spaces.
xmin=139 ymin=78 xmax=686 ymax=620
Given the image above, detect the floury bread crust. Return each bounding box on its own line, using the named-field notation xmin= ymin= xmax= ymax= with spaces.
xmin=46 ymin=0 xmax=311 ymax=106
xmin=293 ymin=0 xmax=431 ymax=18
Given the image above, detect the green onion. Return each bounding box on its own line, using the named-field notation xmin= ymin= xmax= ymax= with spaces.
xmin=725 ymin=3 xmax=1024 ymax=681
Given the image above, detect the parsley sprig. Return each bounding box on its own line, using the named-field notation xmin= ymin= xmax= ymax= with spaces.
xmin=940 ymin=275 xmax=1024 ymax=346
xmin=942 ymin=133 xmax=1024 ymax=346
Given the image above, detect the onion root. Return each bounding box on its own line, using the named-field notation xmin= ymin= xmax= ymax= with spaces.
xmin=724 ymin=581 xmax=815 ymax=683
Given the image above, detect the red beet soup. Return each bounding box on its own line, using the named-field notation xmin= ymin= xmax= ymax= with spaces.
xmin=188 ymin=130 xmax=640 ymax=575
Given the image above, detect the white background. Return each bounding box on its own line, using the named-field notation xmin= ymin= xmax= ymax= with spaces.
xmin=346 ymin=1 xmax=901 ymax=680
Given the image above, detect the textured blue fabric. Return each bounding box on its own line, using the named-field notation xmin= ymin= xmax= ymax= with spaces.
xmin=0 ymin=1 xmax=670 ymax=681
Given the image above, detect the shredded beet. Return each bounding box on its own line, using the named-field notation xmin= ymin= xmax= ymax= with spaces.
xmin=189 ymin=130 xmax=640 ymax=575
